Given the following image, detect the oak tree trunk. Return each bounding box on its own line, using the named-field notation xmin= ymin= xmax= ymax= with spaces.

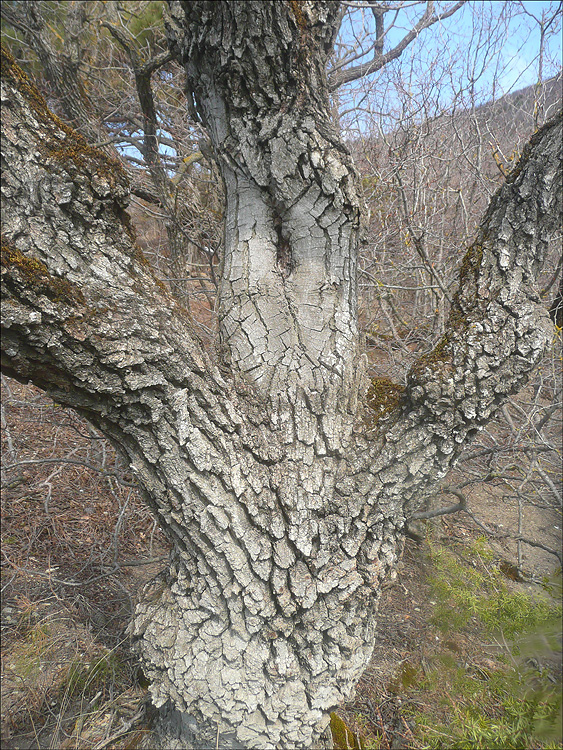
xmin=1 ymin=2 xmax=561 ymax=748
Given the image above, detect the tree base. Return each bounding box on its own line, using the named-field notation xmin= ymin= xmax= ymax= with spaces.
xmin=139 ymin=700 xmax=334 ymax=749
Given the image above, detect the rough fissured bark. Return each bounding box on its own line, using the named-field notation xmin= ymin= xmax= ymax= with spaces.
xmin=166 ymin=0 xmax=364 ymax=405
xmin=1 ymin=3 xmax=561 ymax=746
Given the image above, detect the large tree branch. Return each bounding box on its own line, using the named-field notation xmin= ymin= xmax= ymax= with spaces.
xmin=408 ymin=111 xmax=562 ymax=413
xmin=353 ymin=111 xmax=562 ymax=522
xmin=329 ymin=0 xmax=466 ymax=90
xmin=0 ymin=42 xmax=302 ymax=584
xmin=1 ymin=47 xmax=303 ymax=645
xmin=0 ymin=43 xmax=230 ymax=448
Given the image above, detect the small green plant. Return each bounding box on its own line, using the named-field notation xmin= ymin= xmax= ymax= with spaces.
xmin=403 ymin=539 xmax=562 ymax=749
xmin=12 ymin=621 xmax=55 ymax=680
xmin=62 ymin=650 xmax=125 ymax=700
xmin=331 ymin=712 xmax=366 ymax=749
xmin=411 ymin=664 xmax=562 ymax=749
xmin=427 ymin=538 xmax=560 ymax=639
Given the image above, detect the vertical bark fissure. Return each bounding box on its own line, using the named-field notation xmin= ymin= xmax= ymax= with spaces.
xmin=166 ymin=0 xmax=363 ymax=407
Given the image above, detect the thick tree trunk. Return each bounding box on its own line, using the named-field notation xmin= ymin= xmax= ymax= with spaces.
xmin=1 ymin=3 xmax=561 ymax=746
xmin=166 ymin=1 xmax=364 ymax=404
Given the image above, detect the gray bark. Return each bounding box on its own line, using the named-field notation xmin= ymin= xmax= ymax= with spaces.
xmin=1 ymin=2 xmax=561 ymax=746
xmin=165 ymin=0 xmax=364 ymax=403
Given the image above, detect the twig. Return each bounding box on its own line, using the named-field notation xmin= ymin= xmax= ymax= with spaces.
xmin=2 ymin=458 xmax=137 ymax=487
xmin=408 ymin=487 xmax=467 ymax=520
xmin=499 ymin=535 xmax=562 ymax=565
xmin=92 ymin=707 xmax=145 ymax=750
xmin=2 ymin=557 xmax=167 ymax=588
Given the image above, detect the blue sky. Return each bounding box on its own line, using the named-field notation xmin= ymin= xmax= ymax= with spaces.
xmin=494 ymin=0 xmax=562 ymax=90
xmin=124 ymin=1 xmax=562 ymax=167
xmin=335 ymin=0 xmax=562 ymax=130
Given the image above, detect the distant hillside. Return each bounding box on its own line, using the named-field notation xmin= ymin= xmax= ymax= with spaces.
xmin=476 ymin=74 xmax=562 ymax=134
xmin=350 ymin=73 xmax=563 ymax=186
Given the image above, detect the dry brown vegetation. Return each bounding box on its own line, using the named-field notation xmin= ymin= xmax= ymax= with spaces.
xmin=1 ymin=376 xmax=170 ymax=749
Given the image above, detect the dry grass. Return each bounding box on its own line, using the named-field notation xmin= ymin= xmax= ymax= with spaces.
xmin=1 ymin=376 xmax=169 ymax=749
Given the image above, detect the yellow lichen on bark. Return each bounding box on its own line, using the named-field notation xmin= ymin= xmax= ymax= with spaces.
xmin=1 ymin=239 xmax=85 ymax=307
xmin=1 ymin=43 xmax=125 ymax=185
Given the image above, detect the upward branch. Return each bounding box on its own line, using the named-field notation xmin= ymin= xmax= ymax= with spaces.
xmin=354 ymin=112 xmax=562 ymax=519
xmin=407 ymin=111 xmax=562 ymax=421
xmin=165 ymin=0 xmax=365 ymax=404
xmin=0 ymin=44 xmax=225 ymax=439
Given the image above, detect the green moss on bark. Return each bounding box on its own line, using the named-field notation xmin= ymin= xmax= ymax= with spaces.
xmin=458 ymin=242 xmax=484 ymax=287
xmin=1 ymin=43 xmax=125 ymax=187
xmin=1 ymin=240 xmax=85 ymax=307
xmin=365 ymin=377 xmax=405 ymax=425
xmin=411 ymin=241 xmax=486 ymax=378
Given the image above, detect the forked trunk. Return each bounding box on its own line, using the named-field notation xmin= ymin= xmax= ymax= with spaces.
xmin=1 ymin=1 xmax=561 ymax=747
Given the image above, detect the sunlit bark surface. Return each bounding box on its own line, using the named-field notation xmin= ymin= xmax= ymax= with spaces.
xmin=1 ymin=2 xmax=561 ymax=746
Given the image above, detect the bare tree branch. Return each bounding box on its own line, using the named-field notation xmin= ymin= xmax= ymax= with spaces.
xmin=330 ymin=0 xmax=466 ymax=90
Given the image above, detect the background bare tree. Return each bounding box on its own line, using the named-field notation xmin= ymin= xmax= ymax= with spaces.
xmin=335 ymin=0 xmax=562 ymax=561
